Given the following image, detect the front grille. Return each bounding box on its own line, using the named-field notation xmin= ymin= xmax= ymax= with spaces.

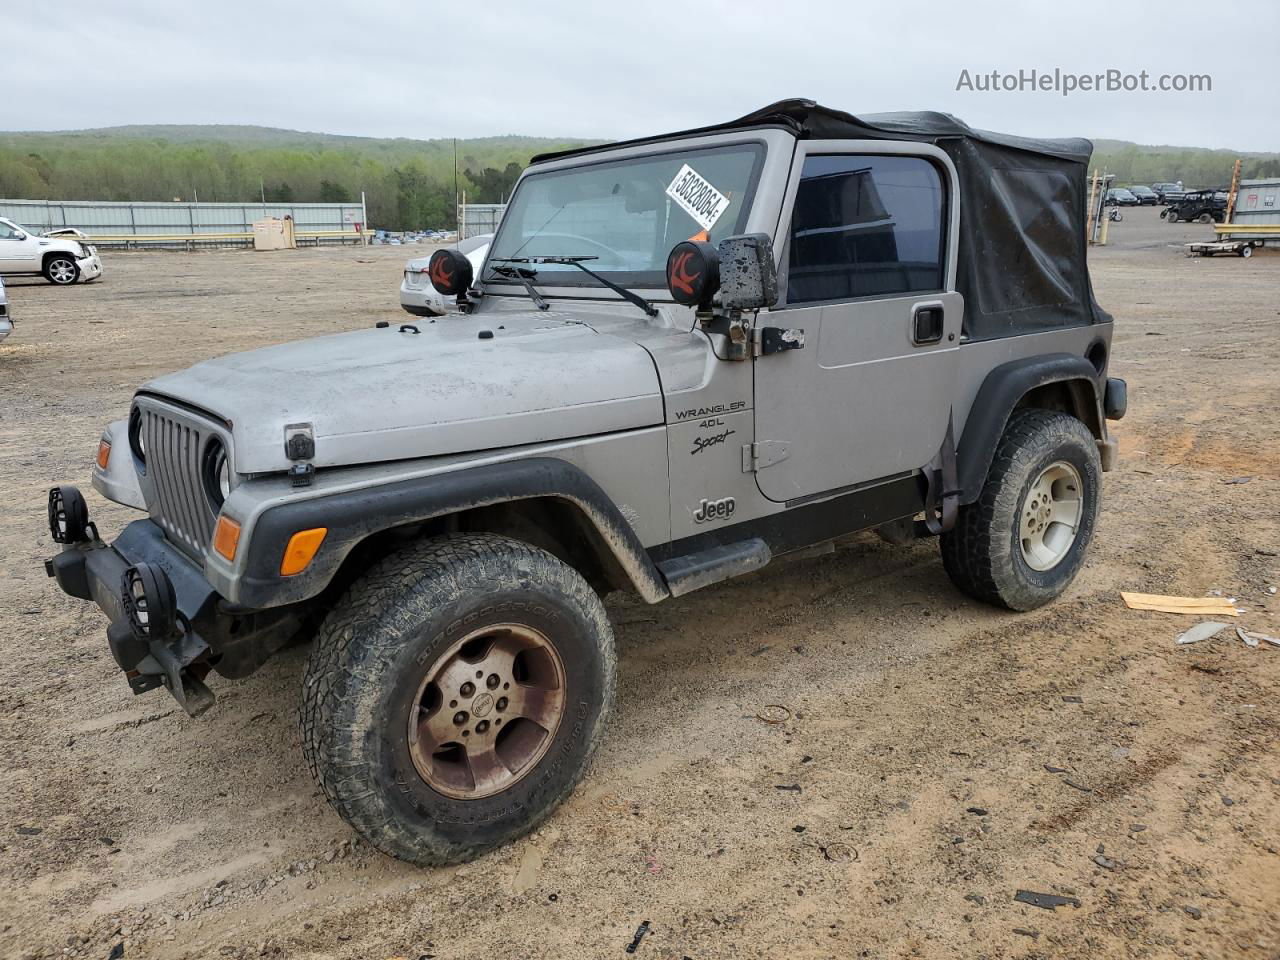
xmin=139 ymin=405 xmax=218 ymax=558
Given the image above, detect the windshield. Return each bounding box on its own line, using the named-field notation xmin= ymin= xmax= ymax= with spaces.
xmin=486 ymin=142 xmax=765 ymax=290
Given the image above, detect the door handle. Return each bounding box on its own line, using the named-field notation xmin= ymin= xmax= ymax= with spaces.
xmin=912 ymin=305 xmax=945 ymax=345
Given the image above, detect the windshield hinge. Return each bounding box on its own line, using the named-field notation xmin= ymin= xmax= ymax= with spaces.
xmin=741 ymin=440 xmax=791 ymax=473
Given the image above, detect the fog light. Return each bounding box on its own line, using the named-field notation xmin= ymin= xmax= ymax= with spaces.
xmin=121 ymin=562 xmax=177 ymax=642
xmin=48 ymin=485 xmax=90 ymax=544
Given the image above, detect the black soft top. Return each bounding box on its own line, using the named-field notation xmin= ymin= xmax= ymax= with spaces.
xmin=534 ymin=98 xmax=1109 ymax=342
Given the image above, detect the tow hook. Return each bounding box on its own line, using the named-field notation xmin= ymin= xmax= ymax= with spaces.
xmin=120 ymin=562 xmax=216 ymax=717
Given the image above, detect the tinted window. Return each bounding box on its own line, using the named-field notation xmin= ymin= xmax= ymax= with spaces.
xmin=785 ymin=155 xmax=944 ymax=304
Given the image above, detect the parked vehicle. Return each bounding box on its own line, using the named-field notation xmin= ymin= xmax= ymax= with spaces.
xmin=0 ymin=276 xmax=11 ymax=342
xmin=0 ymin=218 xmax=103 ymax=285
xmin=1128 ymin=185 xmax=1159 ymax=205
xmin=1163 ymin=189 xmax=1228 ymax=224
xmin=1104 ymin=188 xmax=1139 ymax=206
xmin=1152 ymin=182 xmax=1185 ymax=203
xmin=401 ymin=234 xmax=492 ymax=317
xmin=46 ymin=99 xmax=1124 ymax=867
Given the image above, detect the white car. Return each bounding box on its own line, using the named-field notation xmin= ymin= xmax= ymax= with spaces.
xmin=0 ymin=218 xmax=103 ymax=285
xmin=400 ymin=234 xmax=491 ymax=317
xmin=0 ymin=276 xmax=11 ymax=341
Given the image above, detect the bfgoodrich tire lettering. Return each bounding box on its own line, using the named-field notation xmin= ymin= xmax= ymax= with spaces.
xmin=941 ymin=409 xmax=1101 ymax=611
xmin=300 ymin=533 xmax=616 ymax=865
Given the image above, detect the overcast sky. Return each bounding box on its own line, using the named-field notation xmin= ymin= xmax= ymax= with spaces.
xmin=6 ymin=0 xmax=1277 ymax=151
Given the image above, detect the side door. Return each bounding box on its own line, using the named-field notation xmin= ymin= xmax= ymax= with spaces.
xmin=751 ymin=142 xmax=961 ymax=503
xmin=0 ymin=219 xmax=41 ymax=273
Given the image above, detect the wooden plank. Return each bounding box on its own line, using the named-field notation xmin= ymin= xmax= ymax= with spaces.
xmin=1121 ymin=592 xmax=1240 ymax=616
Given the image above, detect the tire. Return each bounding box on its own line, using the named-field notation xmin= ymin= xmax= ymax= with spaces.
xmin=1241 ymin=245 xmax=1253 ymax=259
xmin=941 ymin=409 xmax=1101 ymax=611
xmin=1166 ymin=210 xmax=1178 ymax=223
xmin=301 ymin=533 xmax=616 ymax=865
xmin=43 ymin=255 xmax=79 ymax=285
xmin=1197 ymin=212 xmax=1213 ymax=224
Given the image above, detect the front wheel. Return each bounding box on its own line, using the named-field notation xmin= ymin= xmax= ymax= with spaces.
xmin=941 ymin=409 xmax=1101 ymax=611
xmin=301 ymin=533 xmax=616 ymax=865
xmin=43 ymin=255 xmax=79 ymax=285
xmin=1166 ymin=210 xmax=1179 ymax=223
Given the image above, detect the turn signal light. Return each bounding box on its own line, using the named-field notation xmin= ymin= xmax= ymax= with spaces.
xmin=280 ymin=527 xmax=327 ymax=576
xmin=96 ymin=440 xmax=112 ymax=469
xmin=213 ymin=515 xmax=241 ymax=561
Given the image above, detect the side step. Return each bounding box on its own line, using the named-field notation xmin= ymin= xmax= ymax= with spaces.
xmin=656 ymin=538 xmax=772 ymax=598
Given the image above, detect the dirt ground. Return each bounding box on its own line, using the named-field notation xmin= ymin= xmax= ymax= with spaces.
xmin=2 ymin=206 xmax=1277 ymax=960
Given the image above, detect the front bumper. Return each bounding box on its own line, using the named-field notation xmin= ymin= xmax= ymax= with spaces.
xmin=47 ymin=516 xmax=220 ymax=715
xmin=77 ymin=254 xmax=103 ymax=281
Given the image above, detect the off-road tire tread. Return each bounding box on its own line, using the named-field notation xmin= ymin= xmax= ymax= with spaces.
xmin=300 ymin=532 xmax=616 ymax=865
xmin=941 ymin=409 xmax=1099 ymax=611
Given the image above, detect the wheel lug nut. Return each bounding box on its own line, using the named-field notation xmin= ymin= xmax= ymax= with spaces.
xmin=476 ymin=720 xmax=490 ymax=734
xmin=453 ymin=711 xmax=468 ymax=725
xmin=460 ymin=682 xmax=475 ymax=697
xmin=496 ymin=697 xmax=508 ymax=712
xmin=486 ymin=673 xmax=500 ymax=689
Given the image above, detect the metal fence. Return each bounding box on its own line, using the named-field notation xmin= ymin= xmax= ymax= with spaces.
xmin=0 ymin=198 xmax=367 ymax=248
xmin=459 ymin=203 xmax=506 ymax=239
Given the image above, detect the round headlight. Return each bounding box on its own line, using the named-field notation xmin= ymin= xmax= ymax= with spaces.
xmin=202 ymin=439 xmax=231 ymax=510
xmin=128 ymin=406 xmax=146 ymax=468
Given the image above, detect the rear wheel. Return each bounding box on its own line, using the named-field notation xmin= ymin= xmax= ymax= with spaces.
xmin=43 ymin=255 xmax=79 ymax=285
xmin=301 ymin=533 xmax=616 ymax=865
xmin=1198 ymin=212 xmax=1213 ymax=224
xmin=941 ymin=410 xmax=1101 ymax=611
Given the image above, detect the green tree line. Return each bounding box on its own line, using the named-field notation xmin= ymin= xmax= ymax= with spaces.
xmin=2 ymin=126 xmax=1275 ymax=227
xmin=0 ymin=129 xmax=596 ymax=230
xmin=1090 ymin=140 xmax=1280 ymax=189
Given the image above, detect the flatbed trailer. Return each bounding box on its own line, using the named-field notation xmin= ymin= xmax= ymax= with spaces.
xmin=1185 ymin=238 xmax=1263 ymax=258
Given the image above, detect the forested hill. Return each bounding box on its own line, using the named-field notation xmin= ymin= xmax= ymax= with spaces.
xmin=1090 ymin=139 xmax=1280 ymax=188
xmin=2 ymin=123 xmax=1277 ymax=230
xmin=0 ymin=125 xmax=603 ymax=230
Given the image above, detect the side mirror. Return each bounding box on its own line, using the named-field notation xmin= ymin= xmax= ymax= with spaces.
xmin=426 ymin=248 xmax=473 ymax=296
xmin=664 ymin=233 xmax=777 ymax=312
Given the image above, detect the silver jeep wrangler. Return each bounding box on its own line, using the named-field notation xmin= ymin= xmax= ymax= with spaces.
xmin=46 ymin=100 xmax=1126 ymax=866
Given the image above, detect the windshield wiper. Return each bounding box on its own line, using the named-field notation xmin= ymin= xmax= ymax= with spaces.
xmin=491 ymin=256 xmax=658 ymax=317
xmin=487 ymin=264 xmax=549 ymax=311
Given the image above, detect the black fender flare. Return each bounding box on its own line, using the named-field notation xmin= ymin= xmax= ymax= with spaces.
xmin=236 ymin=457 xmax=671 ymax=608
xmin=956 ymin=354 xmax=1103 ymax=504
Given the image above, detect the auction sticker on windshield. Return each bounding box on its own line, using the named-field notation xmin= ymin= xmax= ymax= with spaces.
xmin=665 ymin=164 xmax=731 ymax=232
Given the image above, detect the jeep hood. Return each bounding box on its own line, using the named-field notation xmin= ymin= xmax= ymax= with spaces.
xmin=143 ymin=313 xmax=663 ymax=473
